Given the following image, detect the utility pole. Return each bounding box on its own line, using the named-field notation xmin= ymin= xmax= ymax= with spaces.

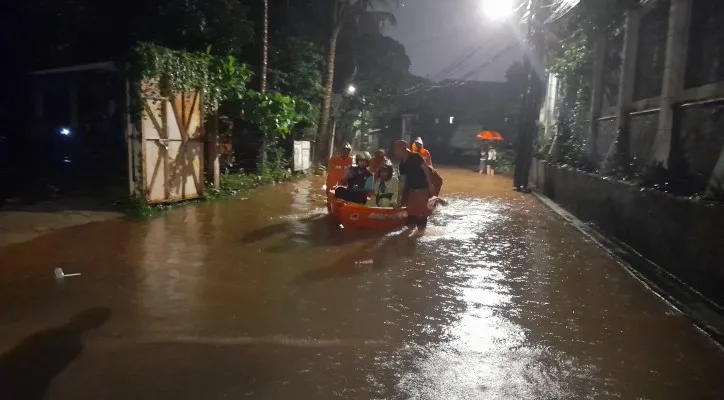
xmin=261 ymin=0 xmax=269 ymax=93
xmin=329 ymin=120 xmax=337 ymax=160
xmin=360 ymin=96 xmax=367 ymax=150
xmin=258 ymin=0 xmax=270 ymax=166
xmin=513 ymin=0 xmax=544 ymax=191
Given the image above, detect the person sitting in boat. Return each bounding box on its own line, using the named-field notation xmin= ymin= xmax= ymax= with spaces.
xmin=368 ymin=149 xmax=390 ymax=179
xmin=334 ymin=151 xmax=374 ymax=204
xmin=367 ymin=161 xmax=399 ymax=208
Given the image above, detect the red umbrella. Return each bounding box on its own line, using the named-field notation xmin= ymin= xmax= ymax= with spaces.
xmin=476 ymin=131 xmax=504 ymax=141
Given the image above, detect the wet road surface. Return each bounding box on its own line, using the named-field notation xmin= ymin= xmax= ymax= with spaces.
xmin=1 ymin=168 xmax=723 ymax=399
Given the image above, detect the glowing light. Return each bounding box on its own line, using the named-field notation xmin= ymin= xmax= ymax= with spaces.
xmin=60 ymin=127 xmax=71 ymax=136
xmin=479 ymin=0 xmax=514 ymax=21
xmin=347 ymin=85 xmax=357 ymax=95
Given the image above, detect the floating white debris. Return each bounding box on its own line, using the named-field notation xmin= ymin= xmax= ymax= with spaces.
xmin=54 ymin=267 xmax=81 ymax=282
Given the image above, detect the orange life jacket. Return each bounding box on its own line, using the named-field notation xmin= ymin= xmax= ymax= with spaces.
xmin=411 ymin=144 xmax=433 ymax=167
xmin=326 ymin=154 xmax=353 ymax=188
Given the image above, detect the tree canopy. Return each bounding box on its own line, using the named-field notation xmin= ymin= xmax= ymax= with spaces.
xmin=1 ymin=0 xmax=414 ymax=152
xmin=3 ymin=0 xmax=255 ymax=71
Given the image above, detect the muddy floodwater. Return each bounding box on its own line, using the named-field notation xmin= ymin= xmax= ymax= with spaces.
xmin=1 ymin=168 xmax=723 ymax=399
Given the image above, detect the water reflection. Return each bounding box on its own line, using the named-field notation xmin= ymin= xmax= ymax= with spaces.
xmin=391 ymin=182 xmax=724 ymax=399
xmin=138 ymin=207 xmax=205 ymax=335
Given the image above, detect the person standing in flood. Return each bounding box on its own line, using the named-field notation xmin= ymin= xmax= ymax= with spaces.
xmin=486 ymin=146 xmax=497 ymax=176
xmin=411 ymin=137 xmax=433 ymax=167
xmin=479 ymin=145 xmax=488 ymax=175
xmin=393 ymin=140 xmax=442 ymax=229
xmin=325 ymin=142 xmax=353 ymax=190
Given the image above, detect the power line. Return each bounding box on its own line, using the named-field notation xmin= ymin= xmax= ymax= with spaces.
xmin=402 ymin=42 xmax=489 ymax=94
xmin=431 ymin=17 xmax=532 ymax=82
xmin=430 ymin=40 xmax=491 ymax=81
xmin=403 ymin=31 xmax=509 ymax=95
xmin=404 ymin=25 xmax=477 ymax=48
xmin=404 ymin=42 xmax=519 ymax=96
xmin=455 ymin=42 xmax=519 ymax=83
xmin=403 ymin=2 xmax=532 ymax=95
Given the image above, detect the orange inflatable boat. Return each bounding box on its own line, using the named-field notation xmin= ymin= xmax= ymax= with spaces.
xmin=327 ymin=191 xmax=408 ymax=230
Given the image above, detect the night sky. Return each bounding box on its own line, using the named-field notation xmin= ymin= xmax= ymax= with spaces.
xmin=385 ymin=0 xmax=523 ymax=82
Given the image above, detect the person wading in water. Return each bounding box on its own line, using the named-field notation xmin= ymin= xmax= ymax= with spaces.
xmin=486 ymin=145 xmax=497 ymax=176
xmin=411 ymin=137 xmax=432 ymax=167
xmin=393 ymin=140 xmax=442 ymax=230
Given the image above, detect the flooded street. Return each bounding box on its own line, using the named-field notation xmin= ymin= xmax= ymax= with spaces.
xmin=1 ymin=168 xmax=723 ymax=399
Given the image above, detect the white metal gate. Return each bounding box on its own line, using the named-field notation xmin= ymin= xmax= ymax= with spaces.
xmin=293 ymin=140 xmax=311 ymax=172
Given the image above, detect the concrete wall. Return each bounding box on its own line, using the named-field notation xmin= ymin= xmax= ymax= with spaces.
xmin=574 ymin=0 xmax=724 ymax=192
xmin=531 ymin=159 xmax=724 ymax=306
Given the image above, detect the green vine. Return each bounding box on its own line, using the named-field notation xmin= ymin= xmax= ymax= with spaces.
xmin=548 ymin=34 xmax=593 ymax=78
xmin=128 ymin=42 xmax=314 ymax=139
xmin=126 ymin=39 xmax=318 ymax=180
xmin=543 ymin=1 xmax=639 ymax=170
xmin=128 ymin=42 xmax=252 ymax=115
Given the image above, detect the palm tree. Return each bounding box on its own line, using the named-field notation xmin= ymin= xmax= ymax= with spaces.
xmin=317 ymin=0 xmax=397 ymax=160
xmin=257 ymin=0 xmax=270 ymax=165
xmin=261 ymin=0 xmax=269 ymax=93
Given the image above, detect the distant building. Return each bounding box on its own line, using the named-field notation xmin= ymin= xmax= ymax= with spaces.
xmin=388 ymin=80 xmax=520 ymax=165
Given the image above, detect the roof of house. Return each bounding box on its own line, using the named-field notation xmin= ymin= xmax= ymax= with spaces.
xmin=29 ymin=61 xmax=117 ymax=76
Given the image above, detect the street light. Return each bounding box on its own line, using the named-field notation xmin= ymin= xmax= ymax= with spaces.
xmin=479 ymin=0 xmax=514 ymax=21
xmin=346 ymin=84 xmax=357 ymax=95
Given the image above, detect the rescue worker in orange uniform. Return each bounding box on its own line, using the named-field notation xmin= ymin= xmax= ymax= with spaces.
xmin=326 ymin=142 xmax=353 ymax=190
xmin=411 ymin=137 xmax=433 ymax=167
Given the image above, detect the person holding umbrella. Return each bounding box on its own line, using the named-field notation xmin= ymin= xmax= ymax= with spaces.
xmin=476 ymin=131 xmax=503 ymax=176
